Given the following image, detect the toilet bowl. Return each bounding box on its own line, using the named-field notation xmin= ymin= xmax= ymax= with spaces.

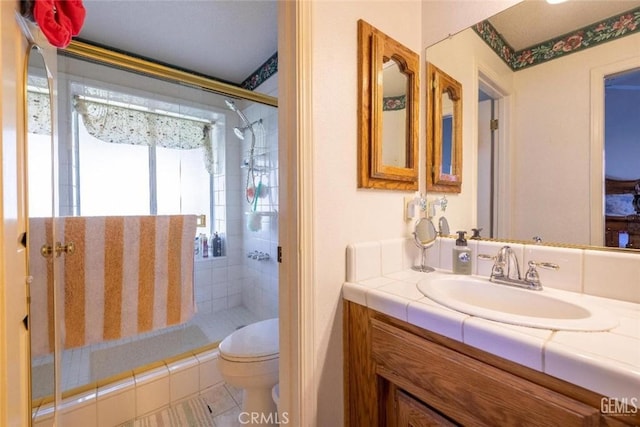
xmin=218 ymin=318 xmax=279 ymax=426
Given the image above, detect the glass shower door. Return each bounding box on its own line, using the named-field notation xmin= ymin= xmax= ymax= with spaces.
xmin=26 ymin=43 xmax=61 ymax=425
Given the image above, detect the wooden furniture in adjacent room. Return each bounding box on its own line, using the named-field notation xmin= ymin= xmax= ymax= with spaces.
xmin=604 ymin=178 xmax=640 ymax=249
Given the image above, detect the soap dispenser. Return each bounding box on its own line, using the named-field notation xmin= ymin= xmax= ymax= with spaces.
xmin=452 ymin=231 xmax=472 ymax=275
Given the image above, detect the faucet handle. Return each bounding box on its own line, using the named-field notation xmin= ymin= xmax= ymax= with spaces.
xmin=478 ymin=253 xmax=503 ymax=275
xmin=524 ymin=262 xmax=540 ymax=284
xmin=528 ymin=260 xmax=559 ymax=271
xmin=524 ymin=260 xmax=559 ymax=290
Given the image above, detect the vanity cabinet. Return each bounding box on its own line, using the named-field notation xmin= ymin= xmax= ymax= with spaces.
xmin=344 ymin=301 xmax=638 ymax=427
xmin=395 ymin=389 xmax=458 ymax=426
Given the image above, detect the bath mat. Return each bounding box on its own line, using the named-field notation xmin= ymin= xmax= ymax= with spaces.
xmin=90 ymin=324 xmax=209 ymax=381
xmin=119 ymin=396 xmax=215 ymax=427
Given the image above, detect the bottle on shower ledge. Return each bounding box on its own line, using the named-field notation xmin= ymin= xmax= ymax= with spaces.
xmin=201 ymin=233 xmax=209 ymax=258
xmin=212 ymin=232 xmax=222 ymax=257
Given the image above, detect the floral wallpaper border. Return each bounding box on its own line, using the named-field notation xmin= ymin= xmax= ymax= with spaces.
xmin=383 ymin=95 xmax=406 ymax=111
xmin=241 ymin=51 xmax=278 ymax=91
xmin=473 ymin=7 xmax=640 ymax=71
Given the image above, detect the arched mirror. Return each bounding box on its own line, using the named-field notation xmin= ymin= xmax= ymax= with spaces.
xmin=358 ymin=19 xmax=419 ymax=191
xmin=381 ymin=59 xmax=409 ymax=168
xmin=24 ymin=43 xmax=57 ymax=415
xmin=426 ymin=62 xmax=462 ymax=193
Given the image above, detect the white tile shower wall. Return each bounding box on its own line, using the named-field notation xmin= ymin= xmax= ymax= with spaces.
xmin=346 ymin=237 xmax=639 ymax=304
xmin=239 ymin=79 xmax=279 ymax=321
xmin=194 ymin=257 xmax=241 ymax=315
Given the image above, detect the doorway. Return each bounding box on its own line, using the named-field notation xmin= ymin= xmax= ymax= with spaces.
xmin=477 ymin=74 xmax=506 ymax=240
xmin=477 ymin=89 xmax=496 ymax=238
xmin=603 ymin=67 xmax=640 ymax=248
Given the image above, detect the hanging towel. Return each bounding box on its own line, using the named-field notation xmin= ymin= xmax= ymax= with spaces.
xmin=29 ymin=215 xmax=197 ymax=357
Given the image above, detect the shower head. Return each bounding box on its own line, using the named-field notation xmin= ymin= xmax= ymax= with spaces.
xmin=224 ymin=99 xmax=238 ymax=112
xmin=225 ymin=98 xmax=253 ymax=136
xmin=234 ymin=126 xmax=247 ymax=140
xmin=232 ymin=119 xmax=262 ymax=140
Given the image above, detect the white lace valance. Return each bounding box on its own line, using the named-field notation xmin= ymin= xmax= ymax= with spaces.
xmin=73 ymin=96 xmax=211 ymax=149
xmin=74 ymin=96 xmax=217 ymax=174
xmin=27 ymin=90 xmax=52 ymax=135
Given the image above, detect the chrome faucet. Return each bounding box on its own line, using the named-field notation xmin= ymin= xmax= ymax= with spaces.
xmin=247 ymin=250 xmax=270 ymax=261
xmin=479 ymin=246 xmax=559 ymax=291
xmin=492 ymin=246 xmax=521 ymax=284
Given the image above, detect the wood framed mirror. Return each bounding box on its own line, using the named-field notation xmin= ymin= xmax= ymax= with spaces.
xmin=358 ymin=19 xmax=419 ymax=191
xmin=426 ymin=62 xmax=462 ymax=193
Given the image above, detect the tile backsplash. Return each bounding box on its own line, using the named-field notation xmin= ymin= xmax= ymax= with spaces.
xmin=346 ymin=237 xmax=640 ymax=304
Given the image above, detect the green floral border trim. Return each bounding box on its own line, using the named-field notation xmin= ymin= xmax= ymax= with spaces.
xmin=473 ymin=7 xmax=640 ymax=71
xmin=383 ymin=95 xmax=406 ymax=111
xmin=241 ymin=52 xmax=278 ymax=91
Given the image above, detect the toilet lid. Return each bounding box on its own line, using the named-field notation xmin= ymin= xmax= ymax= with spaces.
xmin=219 ymin=318 xmax=279 ymax=362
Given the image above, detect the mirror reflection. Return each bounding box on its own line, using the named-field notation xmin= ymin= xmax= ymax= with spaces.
xmin=426 ymin=1 xmax=640 ymax=249
xmin=426 ymin=62 xmax=462 ymax=194
xmin=441 ymin=93 xmax=454 ymax=175
xmin=382 ymin=58 xmax=409 ymax=168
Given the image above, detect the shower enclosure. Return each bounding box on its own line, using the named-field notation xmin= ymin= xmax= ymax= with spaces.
xmin=26 ymin=43 xmax=278 ymax=423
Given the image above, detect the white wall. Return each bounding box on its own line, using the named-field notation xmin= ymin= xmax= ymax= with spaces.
xmin=311 ymin=3 xmax=421 ymax=425
xmin=308 ymin=1 xmax=517 ymax=425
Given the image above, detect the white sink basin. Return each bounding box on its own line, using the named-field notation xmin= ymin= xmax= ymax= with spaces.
xmin=417 ymin=275 xmax=618 ymax=331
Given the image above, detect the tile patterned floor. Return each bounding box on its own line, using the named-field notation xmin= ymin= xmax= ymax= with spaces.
xmin=120 ymin=383 xmax=243 ymax=427
xmin=202 ymin=383 xmax=243 ymax=427
xmin=31 ymin=306 xmax=260 ymax=399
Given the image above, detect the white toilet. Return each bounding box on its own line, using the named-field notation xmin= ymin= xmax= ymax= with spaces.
xmin=218 ymin=318 xmax=279 ymax=426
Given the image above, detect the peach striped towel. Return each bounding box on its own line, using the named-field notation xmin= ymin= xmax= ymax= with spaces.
xmin=29 ymin=215 xmax=197 ymax=357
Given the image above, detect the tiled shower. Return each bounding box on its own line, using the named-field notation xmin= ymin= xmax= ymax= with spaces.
xmin=194 ymin=76 xmax=279 ymax=322
xmin=31 ymin=62 xmax=279 ymax=425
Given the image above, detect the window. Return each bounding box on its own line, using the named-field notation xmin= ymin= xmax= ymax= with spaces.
xmin=77 ymin=116 xmax=151 ymax=216
xmin=70 ymin=89 xmax=222 ymax=235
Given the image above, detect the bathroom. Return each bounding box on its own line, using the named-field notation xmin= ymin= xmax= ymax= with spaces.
xmin=1 ymin=0 xmax=640 ymax=426
xmin=22 ymin=3 xmax=280 ymax=424
xmin=345 ymin=1 xmax=639 ymax=424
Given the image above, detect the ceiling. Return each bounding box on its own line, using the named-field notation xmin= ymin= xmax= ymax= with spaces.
xmin=76 ymin=1 xmax=639 ymax=87
xmin=488 ymin=0 xmax=640 ymax=51
xmin=77 ymin=0 xmax=278 ymax=86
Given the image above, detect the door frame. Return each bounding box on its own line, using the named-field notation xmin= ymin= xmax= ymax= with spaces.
xmin=278 ymin=1 xmax=315 ymax=425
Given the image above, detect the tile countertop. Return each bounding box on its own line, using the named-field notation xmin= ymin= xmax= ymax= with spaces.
xmin=342 ymin=269 xmax=640 ymax=402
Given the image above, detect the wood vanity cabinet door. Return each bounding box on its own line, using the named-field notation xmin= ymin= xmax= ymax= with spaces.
xmin=371 ymin=319 xmax=601 ymax=426
xmin=396 ymin=389 xmax=459 ymax=427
